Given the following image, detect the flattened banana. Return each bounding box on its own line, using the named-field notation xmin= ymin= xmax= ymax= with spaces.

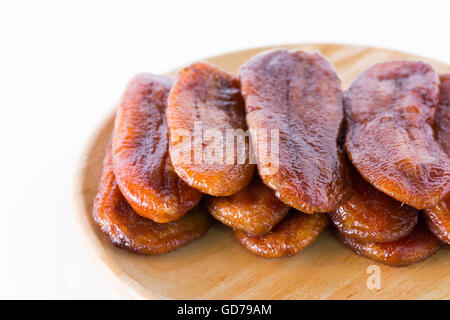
xmin=94 ymin=141 xmax=212 ymax=255
xmin=113 ymin=74 xmax=201 ymax=223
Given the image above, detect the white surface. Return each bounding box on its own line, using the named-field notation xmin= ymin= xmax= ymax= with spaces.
xmin=0 ymin=0 xmax=449 ymax=299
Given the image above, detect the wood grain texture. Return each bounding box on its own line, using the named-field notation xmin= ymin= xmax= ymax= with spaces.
xmin=72 ymin=43 xmax=450 ymax=300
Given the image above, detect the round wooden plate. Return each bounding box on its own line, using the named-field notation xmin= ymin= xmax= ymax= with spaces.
xmin=73 ymin=43 xmax=450 ymax=299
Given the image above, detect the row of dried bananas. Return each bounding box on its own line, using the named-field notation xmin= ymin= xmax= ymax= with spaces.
xmin=93 ymin=49 xmax=449 ymax=266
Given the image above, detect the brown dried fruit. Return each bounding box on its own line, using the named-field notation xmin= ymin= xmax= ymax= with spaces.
xmin=167 ymin=62 xmax=255 ymax=196
xmin=345 ymin=61 xmax=450 ymax=209
xmin=93 ymin=141 xmax=213 ymax=255
xmin=433 ymin=74 xmax=450 ymax=155
xmin=206 ymin=176 xmax=290 ymax=236
xmin=113 ymin=74 xmax=201 ymax=223
xmin=330 ymin=166 xmax=418 ymax=242
xmin=424 ymin=197 xmax=450 ymax=245
xmin=423 ymin=74 xmax=450 ymax=244
xmin=239 ymin=49 xmax=349 ymax=213
xmin=234 ymin=211 xmax=329 ymax=258
xmin=337 ymin=222 xmax=441 ymax=267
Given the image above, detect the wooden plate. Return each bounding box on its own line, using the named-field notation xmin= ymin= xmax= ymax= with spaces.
xmin=73 ymin=43 xmax=450 ymax=299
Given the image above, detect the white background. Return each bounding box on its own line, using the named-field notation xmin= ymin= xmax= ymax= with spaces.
xmin=0 ymin=0 xmax=449 ymax=299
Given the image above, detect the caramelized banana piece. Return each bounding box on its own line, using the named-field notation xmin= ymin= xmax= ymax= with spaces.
xmin=240 ymin=49 xmax=349 ymax=213
xmin=345 ymin=61 xmax=450 ymax=209
xmin=167 ymin=62 xmax=255 ymax=196
xmin=206 ymin=176 xmax=290 ymax=236
xmin=337 ymin=222 xmax=441 ymax=267
xmin=423 ymin=74 xmax=450 ymax=244
xmin=330 ymin=166 xmax=418 ymax=242
xmin=93 ymin=142 xmax=212 ymax=255
xmin=234 ymin=211 xmax=329 ymax=257
xmin=424 ymin=197 xmax=450 ymax=244
xmin=433 ymin=74 xmax=450 ymax=155
xmin=113 ymin=74 xmax=201 ymax=223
